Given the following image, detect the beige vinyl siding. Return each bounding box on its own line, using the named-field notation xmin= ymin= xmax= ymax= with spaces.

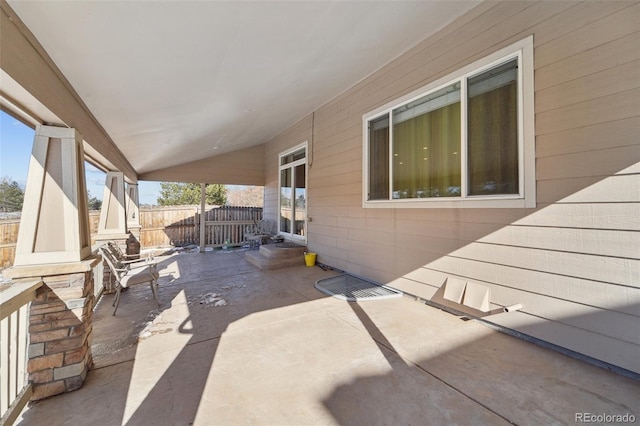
xmin=264 ymin=116 xmax=313 ymax=223
xmin=139 ymin=145 xmax=265 ymax=186
xmin=263 ymin=1 xmax=640 ymax=374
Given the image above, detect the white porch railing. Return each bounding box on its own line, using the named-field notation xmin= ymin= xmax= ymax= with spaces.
xmin=91 ymin=245 xmax=105 ymax=305
xmin=203 ymin=220 xmax=254 ymax=248
xmin=0 ymin=279 xmax=42 ymax=426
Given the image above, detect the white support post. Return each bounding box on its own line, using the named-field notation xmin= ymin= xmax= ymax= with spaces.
xmin=6 ymin=126 xmax=99 ymax=402
xmin=200 ymin=183 xmax=206 ymax=252
xmin=96 ymin=171 xmax=128 ymax=239
xmin=125 ymin=183 xmax=141 ymax=240
xmin=125 ymin=183 xmax=140 ymax=227
xmin=13 ymin=125 xmax=91 ymax=266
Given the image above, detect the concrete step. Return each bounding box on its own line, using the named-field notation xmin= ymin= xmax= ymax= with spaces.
xmin=245 ymin=250 xmax=307 ymax=270
xmin=258 ymin=242 xmax=307 ymax=259
xmin=245 ymin=242 xmax=309 ymax=270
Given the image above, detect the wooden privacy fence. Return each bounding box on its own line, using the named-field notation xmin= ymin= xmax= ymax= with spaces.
xmin=139 ymin=206 xmax=199 ymax=247
xmin=0 ymin=206 xmax=263 ymax=269
xmin=0 ymin=219 xmax=20 ymax=269
xmin=140 ymin=205 xmax=262 ymax=248
xmin=203 ymin=206 xmax=263 ymax=248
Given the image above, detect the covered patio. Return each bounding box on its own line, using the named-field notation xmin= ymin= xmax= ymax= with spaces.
xmin=17 ymin=250 xmax=640 ymax=425
xmin=2 ymin=1 xmax=639 ymax=424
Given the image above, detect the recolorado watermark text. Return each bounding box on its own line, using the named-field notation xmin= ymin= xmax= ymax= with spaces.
xmin=575 ymin=413 xmax=636 ymax=423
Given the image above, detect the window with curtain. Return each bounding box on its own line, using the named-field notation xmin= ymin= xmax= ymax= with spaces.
xmin=368 ymin=114 xmax=389 ymax=200
xmin=392 ymin=83 xmax=461 ymax=199
xmin=364 ymin=37 xmax=534 ymax=208
xmin=468 ymin=59 xmax=518 ymax=196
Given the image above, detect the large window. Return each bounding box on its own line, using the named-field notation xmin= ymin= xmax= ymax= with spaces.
xmin=364 ymin=37 xmax=534 ymax=208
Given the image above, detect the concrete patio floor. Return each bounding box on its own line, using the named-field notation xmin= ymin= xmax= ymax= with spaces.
xmin=17 ymin=249 xmax=639 ymax=425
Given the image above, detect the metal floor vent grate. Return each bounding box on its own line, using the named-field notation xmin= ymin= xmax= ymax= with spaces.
xmin=315 ymin=274 xmax=403 ymax=301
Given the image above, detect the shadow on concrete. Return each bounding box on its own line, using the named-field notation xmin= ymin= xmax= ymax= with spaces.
xmin=18 ymin=247 xmax=333 ymax=426
xmin=121 ymin=250 xmax=329 ymax=426
xmin=323 ymin=301 xmax=640 ymax=426
xmin=16 ymin=253 xmax=640 ymax=425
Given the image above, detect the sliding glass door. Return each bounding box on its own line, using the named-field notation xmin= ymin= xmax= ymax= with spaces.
xmin=279 ymin=144 xmax=307 ymax=241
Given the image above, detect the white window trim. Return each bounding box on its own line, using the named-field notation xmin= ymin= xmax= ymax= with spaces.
xmin=362 ymin=36 xmax=535 ymax=209
xmin=278 ymin=141 xmax=308 ymax=242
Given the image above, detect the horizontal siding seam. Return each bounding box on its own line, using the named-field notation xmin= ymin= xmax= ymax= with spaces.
xmin=535 ymin=201 xmax=640 ymax=206
xmin=535 ymin=200 xmax=640 ymax=207
xmin=509 ymin=223 xmax=640 ymax=233
xmin=313 ymin=134 xmax=361 ymax=155
xmin=534 ymin=7 xmax=640 ymax=70
xmin=534 ymin=87 xmax=640 ymax=116
xmin=509 ymin=224 xmax=638 ymax=233
xmin=534 ymin=3 xmax=638 ymax=51
xmin=443 ymin=255 xmax=639 ymax=289
xmin=535 ymin=174 xmax=640 ymax=184
xmin=535 ymin=141 xmax=640 ymax=160
xmin=507 ymin=311 xmax=640 ymax=347
xmin=534 ymin=53 xmax=640 ymax=95
xmin=472 ymin=240 xmax=640 ymax=262
xmin=533 ymin=32 xmax=640 ymax=93
xmin=391 ymin=276 xmax=440 ymax=290
xmin=535 ymin=114 xmax=640 ymax=138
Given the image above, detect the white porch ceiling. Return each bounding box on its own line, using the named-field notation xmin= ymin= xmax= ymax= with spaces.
xmin=7 ymin=1 xmax=478 ymax=176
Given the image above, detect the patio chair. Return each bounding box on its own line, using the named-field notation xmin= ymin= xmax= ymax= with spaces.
xmin=106 ymin=241 xmax=152 ymax=265
xmin=99 ymin=245 xmax=160 ymax=315
xmin=102 ymin=241 xmax=155 ymax=295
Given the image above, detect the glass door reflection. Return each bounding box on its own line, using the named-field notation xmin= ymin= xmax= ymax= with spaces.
xmin=280 ymin=168 xmax=292 ymax=234
xmin=294 ymin=164 xmax=306 ymax=237
xmin=278 ymin=145 xmax=307 ymax=241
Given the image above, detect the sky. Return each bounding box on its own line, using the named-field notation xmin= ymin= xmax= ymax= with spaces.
xmin=0 ymin=110 xmax=161 ymax=205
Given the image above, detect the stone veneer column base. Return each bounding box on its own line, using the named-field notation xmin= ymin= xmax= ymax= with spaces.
xmin=4 ymin=257 xmax=100 ymax=400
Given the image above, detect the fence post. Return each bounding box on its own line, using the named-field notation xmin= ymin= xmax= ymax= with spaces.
xmin=199 ymin=185 xmax=206 ymax=252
